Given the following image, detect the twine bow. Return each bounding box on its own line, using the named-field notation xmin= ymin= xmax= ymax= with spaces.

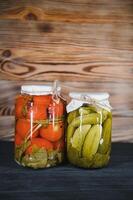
xmin=52 ymin=80 xmax=60 ymax=103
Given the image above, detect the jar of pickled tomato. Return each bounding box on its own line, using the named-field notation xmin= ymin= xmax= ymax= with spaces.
xmin=66 ymin=92 xmax=112 ymax=169
xmin=15 ymin=85 xmax=66 ymax=169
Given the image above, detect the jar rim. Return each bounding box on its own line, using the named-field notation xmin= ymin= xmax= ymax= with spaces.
xmin=69 ymin=92 xmax=110 ymax=101
xmin=21 ymin=85 xmax=61 ymax=95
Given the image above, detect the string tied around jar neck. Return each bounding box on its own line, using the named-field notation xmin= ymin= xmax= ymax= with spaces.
xmin=52 ymin=80 xmax=60 ymax=104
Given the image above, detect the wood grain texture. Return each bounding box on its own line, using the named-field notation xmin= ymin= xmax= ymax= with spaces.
xmin=0 ymin=20 xmax=132 ymax=81
xmin=0 ymin=0 xmax=132 ymax=141
xmin=0 ymin=0 xmax=133 ymax=23
xmin=0 ymin=0 xmax=132 ymax=81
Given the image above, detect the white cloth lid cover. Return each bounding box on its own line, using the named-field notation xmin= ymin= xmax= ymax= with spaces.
xmin=21 ymin=85 xmax=61 ymax=95
xmin=67 ymin=92 xmax=111 ymax=113
xmin=69 ymin=92 xmax=109 ymax=101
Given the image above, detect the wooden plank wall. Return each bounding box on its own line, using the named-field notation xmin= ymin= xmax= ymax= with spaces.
xmin=0 ymin=0 xmax=133 ymax=142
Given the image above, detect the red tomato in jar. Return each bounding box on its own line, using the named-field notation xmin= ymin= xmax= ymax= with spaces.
xmin=25 ymin=95 xmax=52 ymax=120
xmin=53 ymin=138 xmax=65 ymax=150
xmin=15 ymin=95 xmax=51 ymax=121
xmin=26 ymin=138 xmax=53 ymax=155
xmin=16 ymin=119 xmax=39 ymax=139
xmin=22 ymin=102 xmax=47 ymax=121
xmin=40 ymin=123 xmax=64 ymax=142
xmin=15 ymin=95 xmax=29 ymax=118
xmin=33 ymin=95 xmax=52 ymax=105
xmin=32 ymin=104 xmax=48 ymax=121
xmin=15 ymin=133 xmax=23 ymax=146
xmin=48 ymin=100 xmax=64 ymax=119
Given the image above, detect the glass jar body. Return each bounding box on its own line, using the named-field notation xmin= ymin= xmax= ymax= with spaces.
xmin=15 ymin=93 xmax=66 ymax=169
xmin=67 ymin=104 xmax=112 ymax=168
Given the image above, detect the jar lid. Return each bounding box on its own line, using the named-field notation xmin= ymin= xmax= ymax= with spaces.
xmin=69 ymin=92 xmax=109 ymax=101
xmin=67 ymin=92 xmax=111 ymax=113
xmin=21 ymin=85 xmax=61 ymax=95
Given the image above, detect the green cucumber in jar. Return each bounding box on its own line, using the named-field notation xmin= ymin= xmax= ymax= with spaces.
xmin=66 ymin=125 xmax=76 ymax=150
xmin=78 ymin=107 xmax=91 ymax=115
xmin=98 ymin=118 xmax=112 ymax=154
xmin=70 ymin=113 xmax=101 ymax=128
xmin=76 ymin=157 xmax=93 ymax=168
xmin=82 ymin=125 xmax=101 ymax=161
xmin=67 ymin=145 xmax=93 ymax=168
xmin=101 ymin=109 xmax=112 ymax=123
xmin=71 ymin=124 xmax=91 ymax=155
xmin=87 ymin=105 xmax=98 ymax=113
xmin=67 ymin=145 xmax=79 ymax=166
xmin=67 ymin=109 xmax=79 ymax=124
xmin=90 ymin=150 xmax=110 ymax=168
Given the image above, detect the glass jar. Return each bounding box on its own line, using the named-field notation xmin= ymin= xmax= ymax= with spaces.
xmin=15 ymin=85 xmax=66 ymax=169
xmin=66 ymin=92 xmax=112 ymax=169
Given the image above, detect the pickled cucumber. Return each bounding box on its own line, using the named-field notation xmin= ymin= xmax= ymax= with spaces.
xmin=71 ymin=125 xmax=91 ymax=155
xmin=66 ymin=125 xmax=75 ymax=149
xmin=67 ymin=145 xmax=92 ymax=168
xmin=67 ymin=109 xmax=79 ymax=124
xmin=66 ymin=104 xmax=112 ymax=168
xmin=71 ymin=113 xmax=101 ymax=128
xmin=67 ymin=146 xmax=79 ymax=165
xmin=76 ymin=157 xmax=93 ymax=168
xmin=82 ymin=125 xmax=101 ymax=160
xmin=91 ymin=151 xmax=110 ymax=168
xmin=79 ymin=107 xmax=91 ymax=115
xmin=85 ymin=105 xmax=97 ymax=113
xmin=98 ymin=118 xmax=112 ymax=154
xmin=101 ymin=109 xmax=112 ymax=123
xmin=101 ymin=109 xmax=108 ymax=122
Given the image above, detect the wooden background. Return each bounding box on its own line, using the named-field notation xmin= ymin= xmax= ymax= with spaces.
xmin=0 ymin=0 xmax=133 ymax=142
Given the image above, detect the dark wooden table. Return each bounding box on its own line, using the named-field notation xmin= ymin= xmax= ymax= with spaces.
xmin=0 ymin=141 xmax=133 ymax=200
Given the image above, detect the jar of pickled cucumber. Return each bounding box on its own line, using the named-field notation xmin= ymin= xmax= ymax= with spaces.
xmin=15 ymin=84 xmax=66 ymax=169
xmin=66 ymin=92 xmax=112 ymax=169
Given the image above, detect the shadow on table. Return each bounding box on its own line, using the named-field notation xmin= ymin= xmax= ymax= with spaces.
xmin=0 ymin=140 xmax=133 ymax=169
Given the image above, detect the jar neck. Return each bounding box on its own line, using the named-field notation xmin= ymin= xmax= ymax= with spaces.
xmin=21 ymin=85 xmax=61 ymax=96
xmin=67 ymin=95 xmax=112 ymax=113
xmin=71 ymin=94 xmax=109 ymax=104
